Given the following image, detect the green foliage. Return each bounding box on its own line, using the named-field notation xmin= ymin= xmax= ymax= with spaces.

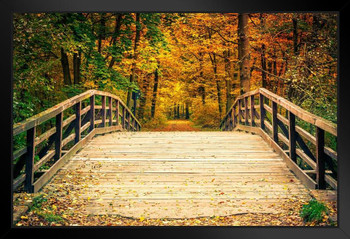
xmin=300 ymin=199 xmax=328 ymax=223
xmin=29 ymin=194 xmax=48 ymax=211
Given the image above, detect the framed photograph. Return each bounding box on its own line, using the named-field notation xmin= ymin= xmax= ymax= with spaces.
xmin=2 ymin=0 xmax=350 ymax=238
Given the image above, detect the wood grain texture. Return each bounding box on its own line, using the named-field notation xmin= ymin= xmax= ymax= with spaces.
xmin=44 ymin=131 xmax=312 ymax=219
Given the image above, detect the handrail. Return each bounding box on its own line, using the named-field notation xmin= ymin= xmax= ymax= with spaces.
xmin=13 ymin=90 xmax=141 ymax=193
xmin=220 ymin=88 xmax=337 ymax=190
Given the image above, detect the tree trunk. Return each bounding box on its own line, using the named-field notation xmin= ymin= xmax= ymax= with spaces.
xmin=98 ymin=13 xmax=106 ymax=54
xmin=224 ymin=49 xmax=233 ymax=113
xmin=73 ymin=51 xmax=81 ymax=84
xmin=60 ymin=48 xmax=71 ymax=85
xmin=261 ymin=44 xmax=267 ymax=88
xmin=108 ymin=14 xmax=123 ymax=69
xmin=127 ymin=13 xmax=141 ymax=108
xmin=209 ymin=52 xmax=223 ymax=119
xmin=151 ymin=69 xmax=159 ymax=118
xmin=292 ymin=17 xmax=299 ymax=55
xmin=198 ymin=52 xmax=206 ymax=105
xmin=238 ymin=13 xmax=250 ymax=94
xmin=138 ymin=73 xmax=151 ymax=119
xmin=185 ymin=102 xmax=190 ymax=119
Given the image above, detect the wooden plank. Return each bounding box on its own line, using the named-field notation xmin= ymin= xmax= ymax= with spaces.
xmin=316 ymin=127 xmax=326 ymax=189
xmin=13 ymin=174 xmax=26 ymax=190
xmin=89 ymin=95 xmax=95 ymax=132
xmin=108 ymin=97 xmax=113 ymax=126
xmin=250 ymin=95 xmax=255 ymax=126
xmin=272 ymin=101 xmax=278 ymax=142
xmin=13 ymin=147 xmax=27 ymax=160
xmin=259 ymin=88 xmax=336 ymax=136
xmin=13 ymin=90 xmax=95 ymax=136
xmin=75 ymin=101 xmax=81 ymax=144
xmin=24 ymin=127 xmax=35 ymax=193
xmin=94 ymin=125 xmax=124 ymax=135
xmin=81 ymin=105 xmax=90 ymax=115
xmin=33 ymin=150 xmax=55 ymax=172
xmin=260 ymin=94 xmax=265 ymax=130
xmin=115 ymin=100 xmax=119 ymax=126
xmin=35 ymin=127 xmax=56 ymax=147
xmin=256 ymin=128 xmax=317 ymax=189
xmin=245 ymin=97 xmax=249 ymax=125
xmin=296 ymin=149 xmax=317 ymax=169
xmin=81 ymin=122 xmax=91 ymax=133
xmin=101 ymin=96 xmax=106 ymax=128
xmin=278 ymin=133 xmax=288 ymax=146
xmin=264 ymin=104 xmax=272 ymax=114
xmin=62 ymin=133 xmax=75 ymax=147
xmin=62 ymin=114 xmax=76 ymax=128
xmin=33 ymin=129 xmax=97 ymax=193
xmin=54 ymin=112 xmax=63 ymax=161
xmin=289 ymin=112 xmax=296 ymax=162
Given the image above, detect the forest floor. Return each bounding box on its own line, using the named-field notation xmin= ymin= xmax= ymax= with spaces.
xmin=150 ymin=120 xmax=201 ymax=131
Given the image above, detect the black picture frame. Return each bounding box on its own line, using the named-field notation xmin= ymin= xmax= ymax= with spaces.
xmin=1 ymin=0 xmax=350 ymax=238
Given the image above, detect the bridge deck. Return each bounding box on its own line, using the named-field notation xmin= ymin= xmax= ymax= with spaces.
xmin=43 ymin=131 xmax=311 ymax=219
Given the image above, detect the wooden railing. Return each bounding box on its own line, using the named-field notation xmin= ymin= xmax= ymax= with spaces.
xmin=13 ymin=90 xmax=141 ymax=193
xmin=220 ymin=88 xmax=337 ymax=190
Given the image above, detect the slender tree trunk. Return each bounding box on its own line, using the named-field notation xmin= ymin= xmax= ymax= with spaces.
xmin=127 ymin=13 xmax=141 ymax=108
xmin=238 ymin=13 xmax=250 ymax=94
xmin=198 ymin=52 xmax=206 ymax=105
xmin=185 ymin=102 xmax=190 ymax=119
xmin=224 ymin=49 xmax=233 ymax=113
xmin=151 ymin=69 xmax=159 ymax=118
xmin=60 ymin=48 xmax=71 ymax=85
xmin=73 ymin=51 xmax=81 ymax=84
xmin=138 ymin=74 xmax=151 ymax=119
xmin=292 ymin=17 xmax=299 ymax=55
xmin=177 ymin=104 xmax=180 ymax=119
xmin=261 ymin=44 xmax=267 ymax=88
xmin=98 ymin=13 xmax=106 ymax=54
xmin=108 ymin=14 xmax=123 ymax=69
xmin=209 ymin=52 xmax=223 ymax=119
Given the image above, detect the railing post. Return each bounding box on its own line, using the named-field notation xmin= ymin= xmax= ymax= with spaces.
xmin=24 ymin=127 xmax=35 ymax=193
xmin=244 ymin=97 xmax=249 ymax=125
xmin=238 ymin=99 xmax=241 ymax=124
xmin=108 ymin=97 xmax=112 ymax=126
xmin=288 ymin=111 xmax=296 ymax=162
xmin=75 ymin=101 xmax=81 ymax=144
xmin=115 ymin=100 xmax=119 ymax=126
xmin=229 ymin=109 xmax=233 ymax=130
xmin=128 ymin=112 xmax=131 ymax=131
xmin=122 ymin=107 xmax=126 ymax=129
xmin=55 ymin=112 xmax=63 ymax=161
xmin=89 ymin=95 xmax=95 ymax=132
xmin=259 ymin=94 xmax=265 ymax=130
xmin=250 ymin=95 xmax=255 ymax=126
xmin=101 ymin=96 xmax=106 ymax=128
xmin=316 ymin=127 xmax=326 ymax=189
xmin=233 ymin=105 xmax=236 ymax=128
xmin=272 ymin=101 xmax=278 ymax=142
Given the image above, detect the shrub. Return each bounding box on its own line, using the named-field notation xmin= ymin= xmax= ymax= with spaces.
xmin=300 ymin=199 xmax=328 ymax=223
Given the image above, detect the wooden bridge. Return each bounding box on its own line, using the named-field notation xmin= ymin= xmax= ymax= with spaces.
xmin=12 ymin=88 xmax=337 ymax=219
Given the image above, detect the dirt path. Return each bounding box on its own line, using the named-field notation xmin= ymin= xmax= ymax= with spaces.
xmin=151 ymin=120 xmax=200 ymax=131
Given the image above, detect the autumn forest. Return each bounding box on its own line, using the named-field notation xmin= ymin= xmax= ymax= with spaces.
xmin=13 ymin=13 xmax=337 ymax=130
xmin=12 ymin=13 xmax=339 ymax=226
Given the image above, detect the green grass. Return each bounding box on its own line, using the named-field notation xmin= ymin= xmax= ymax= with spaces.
xmin=300 ymin=199 xmax=328 ymax=223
